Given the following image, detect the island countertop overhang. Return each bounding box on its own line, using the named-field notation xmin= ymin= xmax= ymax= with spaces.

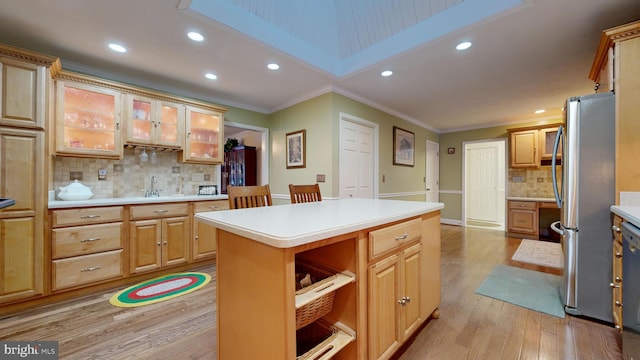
xmin=195 ymin=198 xmax=444 ymax=248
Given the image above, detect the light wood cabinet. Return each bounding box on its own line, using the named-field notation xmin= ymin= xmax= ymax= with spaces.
xmin=0 ymin=113 xmax=46 ymax=304
xmin=539 ymin=126 xmax=562 ymax=162
xmin=368 ymin=218 xmax=425 ymax=360
xmin=509 ymin=129 xmax=538 ymax=168
xmin=130 ymin=203 xmax=189 ymax=274
xmin=507 ymin=200 xmax=539 ymax=236
xmin=369 ymin=243 xmax=422 ymax=360
xmin=0 ymin=58 xmax=47 ymax=129
xmin=508 ymin=125 xmax=562 ymax=168
xmin=612 ymin=214 xmax=623 ymax=331
xmin=181 ymin=106 xmax=224 ymax=164
xmin=50 ymin=206 xmax=125 ymax=291
xmin=589 ymin=20 xmax=640 ymax=204
xmin=124 ymin=93 xmax=184 ymax=148
xmin=54 ymin=74 xmax=123 ymax=159
xmin=192 ymin=200 xmax=229 ymax=260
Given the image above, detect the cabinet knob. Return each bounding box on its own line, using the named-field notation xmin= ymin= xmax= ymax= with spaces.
xmin=398 ymin=298 xmax=407 ymax=306
xmin=157 ymin=242 xmax=161 ymax=245
xmin=612 ymin=225 xmax=621 ymax=233
xmin=616 ymin=252 xmax=622 ymax=258
xmin=164 ymin=241 xmax=168 ymax=245
xmin=610 ymin=282 xmax=621 ymax=289
xmin=615 ymin=300 xmax=623 ymax=307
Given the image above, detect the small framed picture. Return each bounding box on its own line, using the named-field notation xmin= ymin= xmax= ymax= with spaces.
xmin=448 ymin=147 xmax=455 ymax=154
xmin=286 ymin=129 xmax=306 ymax=169
xmin=393 ymin=126 xmax=415 ymax=167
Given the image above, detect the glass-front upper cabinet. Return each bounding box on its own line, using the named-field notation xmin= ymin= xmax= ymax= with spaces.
xmin=539 ymin=126 xmax=562 ymax=161
xmin=181 ymin=106 xmax=224 ymax=164
xmin=54 ymin=78 xmax=123 ymax=159
xmin=124 ymin=94 xmax=184 ymax=148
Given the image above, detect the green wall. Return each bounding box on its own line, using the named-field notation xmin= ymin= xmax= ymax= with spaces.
xmin=263 ymin=92 xmax=439 ymax=201
xmin=439 ymin=119 xmax=561 ymax=222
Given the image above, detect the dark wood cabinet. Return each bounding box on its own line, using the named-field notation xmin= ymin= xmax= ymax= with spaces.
xmin=221 ymin=146 xmax=257 ymax=194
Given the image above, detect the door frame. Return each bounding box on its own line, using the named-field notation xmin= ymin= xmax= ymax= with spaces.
xmin=338 ymin=112 xmax=379 ymax=199
xmin=223 ymin=121 xmax=270 ymax=186
xmin=425 ymin=140 xmax=439 ymax=202
xmin=462 ymin=138 xmax=507 ymax=229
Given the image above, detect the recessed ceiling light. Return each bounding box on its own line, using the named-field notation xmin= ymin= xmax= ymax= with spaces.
xmin=205 ymin=73 xmax=217 ymax=80
xmin=187 ymin=32 xmax=204 ymax=42
xmin=535 ymin=109 xmax=546 ymax=114
xmin=456 ymin=41 xmax=472 ymax=51
xmin=267 ymin=63 xmax=280 ymax=70
xmin=381 ymin=70 xmax=393 ymax=77
xmin=108 ymin=43 xmax=127 ymax=53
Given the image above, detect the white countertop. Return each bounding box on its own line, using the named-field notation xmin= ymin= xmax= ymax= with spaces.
xmin=507 ymin=197 xmax=556 ymax=202
xmin=196 ymin=198 xmax=444 ymax=248
xmin=48 ymin=194 xmax=228 ymax=209
xmin=611 ymin=205 xmax=640 ymax=228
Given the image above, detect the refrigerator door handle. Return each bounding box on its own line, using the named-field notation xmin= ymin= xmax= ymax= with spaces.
xmin=551 ymin=125 xmax=564 ymax=209
xmin=550 ymin=220 xmax=564 ymax=235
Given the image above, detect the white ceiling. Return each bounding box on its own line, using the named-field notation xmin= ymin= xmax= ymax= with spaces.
xmin=0 ymin=0 xmax=638 ymax=133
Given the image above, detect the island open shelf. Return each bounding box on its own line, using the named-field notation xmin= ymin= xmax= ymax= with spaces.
xmin=196 ymin=198 xmax=443 ymax=360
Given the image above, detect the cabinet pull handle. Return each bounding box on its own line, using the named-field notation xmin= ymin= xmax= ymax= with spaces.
xmin=80 ymin=215 xmax=101 ymax=219
xmin=395 ymin=234 xmax=409 ymax=241
xmin=153 ymin=209 xmax=169 ymax=213
xmin=81 ymin=266 xmax=101 ymax=272
xmin=80 ymin=237 xmax=101 ymax=242
xmin=207 ymin=206 xmax=219 ymax=210
xmin=615 ymin=276 xmax=622 ymax=283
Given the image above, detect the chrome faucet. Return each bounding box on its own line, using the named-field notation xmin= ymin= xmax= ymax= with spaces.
xmin=145 ymin=176 xmax=161 ymax=197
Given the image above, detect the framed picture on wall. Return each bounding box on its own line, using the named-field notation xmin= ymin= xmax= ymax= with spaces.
xmin=286 ymin=129 xmax=306 ymax=169
xmin=393 ymin=126 xmax=415 ymax=167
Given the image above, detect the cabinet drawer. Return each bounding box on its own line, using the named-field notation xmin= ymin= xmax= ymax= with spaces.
xmin=369 ymin=218 xmax=422 ymax=259
xmin=508 ymin=201 xmax=537 ymax=210
xmin=52 ymin=222 xmax=123 ymax=259
xmin=131 ymin=203 xmax=188 ymax=219
xmin=52 ymin=206 xmax=124 ymax=227
xmin=194 ymin=200 xmax=229 ymax=213
xmin=52 ymin=249 xmax=124 ymax=290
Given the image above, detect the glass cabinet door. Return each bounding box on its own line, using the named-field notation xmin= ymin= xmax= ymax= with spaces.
xmin=181 ymin=106 xmax=223 ymax=163
xmin=125 ymin=94 xmax=183 ymax=148
xmin=157 ymin=101 xmax=184 ymax=148
xmin=55 ymin=80 xmax=122 ymax=158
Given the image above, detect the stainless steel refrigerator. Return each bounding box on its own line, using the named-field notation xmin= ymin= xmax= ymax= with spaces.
xmin=550 ymin=91 xmax=615 ymax=322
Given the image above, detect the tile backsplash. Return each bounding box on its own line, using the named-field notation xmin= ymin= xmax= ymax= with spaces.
xmin=508 ymin=166 xmax=561 ymax=198
xmin=53 ymin=147 xmax=219 ymax=199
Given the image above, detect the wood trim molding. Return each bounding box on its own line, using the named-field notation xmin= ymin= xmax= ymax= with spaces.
xmin=589 ymin=20 xmax=640 ymax=82
xmin=0 ymin=43 xmax=62 ymax=77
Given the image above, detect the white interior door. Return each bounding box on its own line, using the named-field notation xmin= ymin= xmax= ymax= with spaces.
xmin=425 ymin=140 xmax=439 ymax=202
xmin=464 ymin=140 xmax=506 ymax=228
xmin=339 ymin=116 xmax=376 ymax=199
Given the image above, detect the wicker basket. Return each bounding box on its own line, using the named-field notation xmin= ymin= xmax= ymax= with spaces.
xmin=296 ymin=320 xmax=338 ymax=359
xmin=295 ymin=261 xmax=339 ymax=330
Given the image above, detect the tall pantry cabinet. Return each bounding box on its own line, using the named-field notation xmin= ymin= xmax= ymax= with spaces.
xmin=589 ymin=20 xmax=640 ymax=204
xmin=0 ymin=44 xmax=60 ymax=304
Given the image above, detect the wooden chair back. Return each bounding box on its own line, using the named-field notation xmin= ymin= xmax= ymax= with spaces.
xmin=227 ymin=185 xmax=273 ymax=209
xmin=289 ymin=184 xmax=322 ymax=204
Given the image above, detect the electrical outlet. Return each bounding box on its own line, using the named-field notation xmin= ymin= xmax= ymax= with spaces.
xmin=98 ymin=168 xmax=107 ymax=180
xmin=537 ymin=177 xmax=544 ymax=183
xmin=70 ymin=171 xmax=83 ymax=180
xmin=512 ymin=176 xmax=524 ymax=183
xmin=316 ymin=174 xmax=325 ymax=183
xmin=113 ymin=164 xmax=124 ymax=173
xmin=171 ymin=166 xmax=180 ymax=174
xmin=192 ymin=172 xmax=205 ymax=182
xmin=204 ymin=174 xmax=210 ymax=181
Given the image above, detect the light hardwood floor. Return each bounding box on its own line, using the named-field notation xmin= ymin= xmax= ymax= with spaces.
xmin=0 ymin=225 xmax=622 ymax=359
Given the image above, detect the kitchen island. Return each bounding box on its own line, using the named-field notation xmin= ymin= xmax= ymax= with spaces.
xmin=196 ymin=198 xmax=444 ymax=360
